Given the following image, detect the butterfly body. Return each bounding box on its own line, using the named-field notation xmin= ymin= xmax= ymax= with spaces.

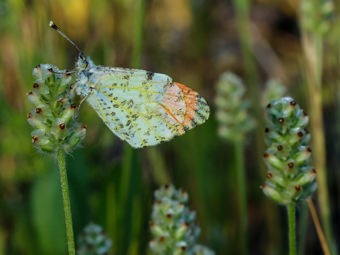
xmin=73 ymin=55 xmax=210 ymax=148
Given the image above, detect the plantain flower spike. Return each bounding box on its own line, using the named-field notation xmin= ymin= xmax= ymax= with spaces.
xmin=215 ymin=72 xmax=255 ymax=142
xmin=262 ymin=97 xmax=317 ymax=205
xmin=77 ymin=223 xmax=112 ymax=255
xmin=149 ymin=184 xmax=214 ymax=255
xmin=27 ymin=64 xmax=86 ymax=156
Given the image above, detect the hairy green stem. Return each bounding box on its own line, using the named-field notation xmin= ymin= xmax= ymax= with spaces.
xmin=57 ymin=149 xmax=75 ymax=255
xmin=287 ymin=204 xmax=296 ymax=255
xmin=234 ymin=141 xmax=248 ymax=255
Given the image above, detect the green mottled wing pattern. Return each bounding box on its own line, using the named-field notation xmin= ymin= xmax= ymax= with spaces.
xmin=85 ymin=67 xmax=209 ymax=148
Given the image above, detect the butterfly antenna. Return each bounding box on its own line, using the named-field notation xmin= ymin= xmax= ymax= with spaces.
xmin=49 ymin=21 xmax=84 ymax=55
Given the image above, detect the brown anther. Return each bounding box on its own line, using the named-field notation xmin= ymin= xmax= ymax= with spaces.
xmin=35 ymin=64 xmax=41 ymax=69
xmin=164 ymin=184 xmax=169 ymax=189
xmin=307 ymin=148 xmax=312 ymax=153
xmin=180 ymin=246 xmax=187 ymax=251
xmin=295 ymin=185 xmax=302 ymax=191
xmin=59 ymin=123 xmax=66 ymax=130
xmin=303 ymin=111 xmax=308 ymax=116
xmin=159 ymin=236 xmax=165 ymax=242
xmin=277 ymin=145 xmax=283 ymax=151
xmin=33 ymin=83 xmax=39 ymax=88
xmin=36 ymin=108 xmax=42 ymax=114
xmin=149 ymin=221 xmax=155 ymax=226
xmin=290 ymin=101 xmax=296 ymax=106
xmin=263 ymin=153 xmax=269 ymax=158
xmin=288 ymin=162 xmax=294 ymax=168
xmin=304 ymin=129 xmax=309 ymax=134
xmin=156 ymin=200 xmax=162 ymax=205
xmin=27 ymin=113 xmax=33 ymax=118
xmin=278 ymin=118 xmax=285 ymax=124
xmin=183 ymin=222 xmax=189 ymax=227
xmin=70 ymin=104 xmax=76 ymax=109
xmin=297 ymin=132 xmax=304 ymax=137
xmin=80 ymin=124 xmax=87 ymax=129
xmin=266 ymin=103 xmax=272 ymax=109
xmin=180 ymin=189 xmax=187 ymax=195
xmin=48 ymin=68 xmax=53 ymax=72
xmin=311 ymin=169 xmax=317 ymax=174
xmin=265 ymin=127 xmax=270 ymax=133
xmin=166 ymin=213 xmax=172 ymax=219
xmin=266 ymin=173 xmax=273 ymax=179
xmin=28 ymin=91 xmax=33 ymax=95
xmin=32 ymin=136 xmax=38 ymax=143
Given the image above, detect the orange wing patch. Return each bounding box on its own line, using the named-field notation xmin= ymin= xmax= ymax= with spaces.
xmin=175 ymin=82 xmax=200 ymax=129
xmin=159 ymin=82 xmax=210 ymax=135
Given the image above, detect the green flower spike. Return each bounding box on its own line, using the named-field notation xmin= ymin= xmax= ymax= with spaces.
xmin=77 ymin=223 xmax=112 ymax=255
xmin=215 ymin=72 xmax=255 ymax=142
xmin=149 ymin=184 xmax=214 ymax=255
xmin=28 ymin=64 xmax=86 ymax=255
xmin=27 ymin=64 xmax=86 ymax=155
xmin=215 ymin=72 xmax=253 ymax=255
xmin=262 ymin=80 xmax=287 ymax=108
xmin=262 ymin=97 xmax=318 ymax=255
xmin=300 ymin=0 xmax=334 ymax=36
xmin=262 ymin=97 xmax=317 ymax=204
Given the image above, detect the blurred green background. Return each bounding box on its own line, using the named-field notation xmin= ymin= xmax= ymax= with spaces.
xmin=0 ymin=0 xmax=339 ymax=254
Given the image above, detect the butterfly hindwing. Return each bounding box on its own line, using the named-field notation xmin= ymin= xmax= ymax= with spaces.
xmin=85 ymin=67 xmax=209 ymax=148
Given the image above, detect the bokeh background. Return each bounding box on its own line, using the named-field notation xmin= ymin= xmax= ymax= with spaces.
xmin=0 ymin=0 xmax=339 ymax=254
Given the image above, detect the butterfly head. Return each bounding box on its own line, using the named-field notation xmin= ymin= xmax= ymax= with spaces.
xmin=76 ymin=54 xmax=95 ymax=72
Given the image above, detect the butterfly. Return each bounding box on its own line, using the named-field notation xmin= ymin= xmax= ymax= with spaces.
xmin=49 ymin=21 xmax=210 ymax=148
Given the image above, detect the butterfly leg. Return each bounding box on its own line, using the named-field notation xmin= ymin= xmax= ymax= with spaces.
xmin=61 ymin=80 xmax=78 ymax=100
xmin=74 ymin=87 xmax=95 ymax=119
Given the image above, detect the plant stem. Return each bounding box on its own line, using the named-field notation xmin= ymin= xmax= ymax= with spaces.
xmin=132 ymin=0 xmax=170 ymax=187
xmin=131 ymin=0 xmax=145 ymax=69
xmin=301 ymin=30 xmax=335 ymax=255
xmin=147 ymin=147 xmax=170 ymax=185
xmin=298 ymin=203 xmax=309 ymax=255
xmin=232 ymin=0 xmax=279 ymax=251
xmin=57 ymin=149 xmax=75 ymax=255
xmin=232 ymin=0 xmax=263 ymax=167
xmin=307 ymin=198 xmax=331 ymax=255
xmin=287 ymin=203 xmax=296 ymax=255
xmin=234 ymin=141 xmax=248 ymax=255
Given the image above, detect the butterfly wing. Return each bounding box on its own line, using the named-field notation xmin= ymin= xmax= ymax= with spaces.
xmin=85 ymin=67 xmax=210 ymax=148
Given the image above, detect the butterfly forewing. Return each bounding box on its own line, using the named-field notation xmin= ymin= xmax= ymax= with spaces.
xmin=85 ymin=67 xmax=209 ymax=148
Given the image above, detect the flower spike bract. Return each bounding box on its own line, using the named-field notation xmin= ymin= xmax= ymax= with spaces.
xmin=149 ymin=184 xmax=214 ymax=255
xmin=262 ymin=97 xmax=317 ymax=205
xmin=27 ymin=64 xmax=86 ymax=156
